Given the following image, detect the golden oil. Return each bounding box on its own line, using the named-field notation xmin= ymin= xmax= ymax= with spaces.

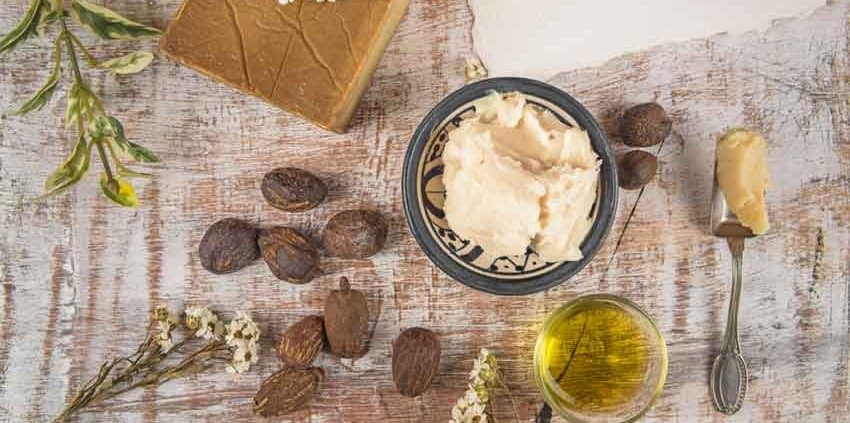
xmin=534 ymin=295 xmax=667 ymax=422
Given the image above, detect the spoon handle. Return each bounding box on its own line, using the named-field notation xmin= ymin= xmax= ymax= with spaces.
xmin=722 ymin=237 xmax=744 ymax=353
xmin=710 ymin=237 xmax=748 ymax=415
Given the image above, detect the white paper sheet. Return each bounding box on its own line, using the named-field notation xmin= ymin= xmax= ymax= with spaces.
xmin=470 ymin=0 xmax=825 ymax=80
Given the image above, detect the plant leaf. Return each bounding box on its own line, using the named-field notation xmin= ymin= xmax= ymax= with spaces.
xmin=117 ymin=164 xmax=153 ymax=179
xmin=44 ymin=136 xmax=91 ymax=197
xmin=104 ymin=115 xmax=124 ymax=137
xmin=0 ymin=0 xmax=48 ymax=54
xmin=103 ymin=135 xmax=155 ymax=179
xmin=99 ymin=51 xmax=154 ymax=75
xmin=65 ymin=81 xmax=98 ymax=127
xmin=99 ymin=173 xmax=139 ymax=208
xmin=35 ymin=2 xmax=62 ymax=37
xmin=116 ymin=140 xmax=159 ymax=163
xmin=106 ymin=117 xmax=159 ymax=163
xmin=11 ymin=36 xmax=62 ymax=116
xmin=65 ymin=82 xmax=82 ymax=126
xmin=88 ymin=115 xmax=111 ymax=140
xmin=71 ymin=0 xmax=161 ymax=41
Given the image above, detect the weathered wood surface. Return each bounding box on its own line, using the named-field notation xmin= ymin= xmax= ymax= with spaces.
xmin=0 ymin=0 xmax=848 ymax=422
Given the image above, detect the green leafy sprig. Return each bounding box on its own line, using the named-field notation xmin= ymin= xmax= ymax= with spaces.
xmin=1 ymin=0 xmax=161 ymax=207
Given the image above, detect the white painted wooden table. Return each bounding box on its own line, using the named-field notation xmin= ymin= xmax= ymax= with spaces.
xmin=0 ymin=1 xmax=848 ymax=422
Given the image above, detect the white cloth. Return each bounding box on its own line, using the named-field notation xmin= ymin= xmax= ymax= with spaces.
xmin=470 ymin=0 xmax=825 ymax=80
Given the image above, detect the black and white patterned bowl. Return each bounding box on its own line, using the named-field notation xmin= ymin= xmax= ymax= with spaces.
xmin=402 ymin=78 xmax=618 ymax=296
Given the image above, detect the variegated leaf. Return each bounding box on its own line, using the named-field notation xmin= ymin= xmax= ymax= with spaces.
xmin=87 ymin=115 xmax=111 ymax=140
xmin=105 ymin=116 xmax=160 ymax=163
xmin=99 ymin=51 xmax=154 ymax=75
xmin=0 ymin=0 xmax=49 ymax=54
xmin=71 ymin=0 xmax=161 ymax=41
xmin=11 ymin=36 xmax=62 ymax=116
xmin=117 ymin=164 xmax=153 ymax=179
xmin=44 ymin=137 xmax=91 ymax=197
xmin=65 ymin=81 xmax=98 ymax=127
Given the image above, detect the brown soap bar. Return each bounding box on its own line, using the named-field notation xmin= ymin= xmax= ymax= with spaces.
xmin=160 ymin=0 xmax=409 ymax=133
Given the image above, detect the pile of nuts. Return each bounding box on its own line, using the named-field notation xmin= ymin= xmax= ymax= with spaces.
xmin=198 ymin=167 xmax=389 ymax=281
xmin=254 ymin=276 xmax=442 ymax=416
xmin=196 ymin=167 xmax=442 ymax=417
xmin=617 ymin=102 xmax=671 ymax=190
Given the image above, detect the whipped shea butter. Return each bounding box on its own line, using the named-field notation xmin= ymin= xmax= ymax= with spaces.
xmin=716 ymin=129 xmax=770 ymax=234
xmin=442 ymin=92 xmax=600 ymax=262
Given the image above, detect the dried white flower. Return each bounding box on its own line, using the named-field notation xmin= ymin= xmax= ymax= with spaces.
xmin=227 ymin=345 xmax=258 ymax=374
xmin=450 ymin=385 xmax=488 ymax=423
xmin=225 ymin=311 xmax=260 ymax=374
xmin=185 ymin=306 xmax=224 ymax=341
xmin=471 ymin=348 xmax=501 ymax=402
xmin=450 ymin=348 xmax=514 ymax=423
xmin=153 ymin=306 xmax=179 ymax=354
xmin=226 ymin=311 xmax=260 ymax=345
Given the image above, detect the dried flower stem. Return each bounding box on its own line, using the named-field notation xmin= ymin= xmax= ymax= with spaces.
xmin=51 ymin=307 xmax=259 ymax=423
xmin=103 ymin=341 xmax=231 ymax=399
xmin=492 ymin=369 xmax=520 ymax=423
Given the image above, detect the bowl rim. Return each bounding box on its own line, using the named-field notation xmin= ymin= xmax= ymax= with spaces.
xmin=402 ymin=77 xmax=618 ymax=296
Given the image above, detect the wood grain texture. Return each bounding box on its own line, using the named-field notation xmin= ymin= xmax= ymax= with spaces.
xmin=0 ymin=1 xmax=848 ymax=422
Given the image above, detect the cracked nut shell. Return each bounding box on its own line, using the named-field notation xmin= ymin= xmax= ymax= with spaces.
xmin=199 ymin=218 xmax=260 ymax=274
xmin=262 ymin=168 xmax=328 ymax=212
xmin=253 ymin=366 xmax=324 ymax=417
xmin=277 ymin=315 xmax=325 ymax=368
xmin=324 ymin=277 xmax=370 ymax=359
xmin=259 ymin=227 xmax=320 ymax=284
xmin=620 ymin=103 xmax=672 ymax=147
xmin=392 ymin=328 xmax=441 ymax=397
xmin=322 ymin=210 xmax=388 ymax=259
xmin=618 ymin=150 xmax=659 ymax=190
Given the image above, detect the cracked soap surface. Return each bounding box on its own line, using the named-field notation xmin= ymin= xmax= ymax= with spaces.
xmin=160 ymin=0 xmax=404 ymax=132
xmin=716 ymin=130 xmax=770 ymax=235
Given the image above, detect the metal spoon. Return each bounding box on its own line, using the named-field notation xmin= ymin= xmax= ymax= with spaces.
xmin=709 ymin=171 xmax=754 ymax=415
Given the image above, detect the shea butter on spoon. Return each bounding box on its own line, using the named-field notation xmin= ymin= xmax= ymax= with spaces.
xmin=715 ymin=129 xmax=770 ymax=235
xmin=442 ymin=92 xmax=600 ymax=262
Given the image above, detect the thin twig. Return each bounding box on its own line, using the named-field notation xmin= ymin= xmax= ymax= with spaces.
xmin=66 ymin=32 xmax=97 ymax=66
xmin=602 ymin=135 xmax=670 ymax=278
xmin=497 ymin=376 xmax=520 ymax=423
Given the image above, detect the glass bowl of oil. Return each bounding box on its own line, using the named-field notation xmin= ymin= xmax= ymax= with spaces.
xmin=534 ymin=295 xmax=668 ymax=423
